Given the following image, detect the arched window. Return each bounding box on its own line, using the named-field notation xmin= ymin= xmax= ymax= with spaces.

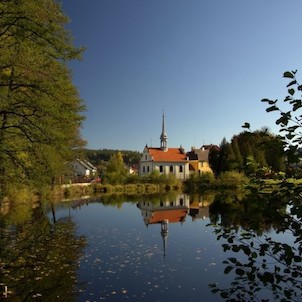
xmin=143 ymin=166 xmax=145 ymax=173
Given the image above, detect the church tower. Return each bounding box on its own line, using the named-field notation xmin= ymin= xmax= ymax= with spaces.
xmin=160 ymin=113 xmax=168 ymax=151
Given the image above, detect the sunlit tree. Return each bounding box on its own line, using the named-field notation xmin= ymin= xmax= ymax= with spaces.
xmin=104 ymin=152 xmax=128 ymax=184
xmin=0 ymin=0 xmax=85 ymax=195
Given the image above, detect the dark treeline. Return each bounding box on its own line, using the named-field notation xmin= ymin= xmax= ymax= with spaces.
xmin=209 ymin=128 xmax=287 ymax=177
xmin=84 ymin=149 xmax=141 ymax=166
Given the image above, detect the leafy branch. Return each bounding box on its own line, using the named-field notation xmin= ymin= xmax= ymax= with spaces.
xmin=262 ymin=70 xmax=302 ymax=152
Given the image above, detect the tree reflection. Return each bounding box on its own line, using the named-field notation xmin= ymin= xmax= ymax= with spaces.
xmin=0 ymin=201 xmax=85 ymax=301
xmin=209 ymin=190 xmax=302 ymax=301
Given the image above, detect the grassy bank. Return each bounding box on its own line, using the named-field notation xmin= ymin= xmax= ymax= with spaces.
xmin=52 ymin=182 xmax=181 ymax=201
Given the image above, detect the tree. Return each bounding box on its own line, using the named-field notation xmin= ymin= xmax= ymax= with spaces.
xmin=231 ymin=137 xmax=243 ymax=171
xmin=210 ymin=71 xmax=302 ymax=301
xmin=220 ymin=131 xmax=286 ymax=175
xmin=0 ymin=0 xmax=85 ymax=195
xmin=103 ymin=152 xmax=128 ymax=184
xmin=215 ymin=138 xmax=229 ymax=175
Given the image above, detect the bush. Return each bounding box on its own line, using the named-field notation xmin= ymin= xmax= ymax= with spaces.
xmin=199 ymin=172 xmax=215 ymax=185
xmin=218 ymin=171 xmax=249 ymax=188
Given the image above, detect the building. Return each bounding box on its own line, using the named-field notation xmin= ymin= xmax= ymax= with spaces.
xmin=72 ymin=158 xmax=97 ymax=178
xmin=187 ymin=146 xmax=213 ymax=175
xmin=139 ymin=114 xmax=190 ymax=180
xmin=139 ymin=114 xmax=213 ymax=179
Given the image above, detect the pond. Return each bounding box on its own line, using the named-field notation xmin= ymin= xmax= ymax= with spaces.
xmin=1 ymin=191 xmax=302 ymax=301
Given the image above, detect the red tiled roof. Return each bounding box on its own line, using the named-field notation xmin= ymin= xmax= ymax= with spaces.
xmin=149 ymin=208 xmax=188 ymax=224
xmin=148 ymin=147 xmax=187 ymax=162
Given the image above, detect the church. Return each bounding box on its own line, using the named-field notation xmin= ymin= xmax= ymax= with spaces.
xmin=139 ymin=114 xmax=213 ymax=180
xmin=139 ymin=114 xmax=190 ymax=180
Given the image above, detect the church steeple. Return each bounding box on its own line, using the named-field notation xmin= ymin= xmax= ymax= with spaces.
xmin=160 ymin=113 xmax=168 ymax=151
xmin=161 ymin=219 xmax=169 ymax=258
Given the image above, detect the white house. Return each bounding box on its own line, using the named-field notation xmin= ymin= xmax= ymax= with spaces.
xmin=72 ymin=158 xmax=97 ymax=178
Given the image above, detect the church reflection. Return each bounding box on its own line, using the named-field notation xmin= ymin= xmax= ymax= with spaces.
xmin=137 ymin=194 xmax=212 ymax=257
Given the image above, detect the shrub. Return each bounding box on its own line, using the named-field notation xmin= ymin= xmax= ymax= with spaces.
xmin=218 ymin=171 xmax=249 ymax=188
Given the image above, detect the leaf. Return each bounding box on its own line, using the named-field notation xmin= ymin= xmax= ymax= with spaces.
xmin=288 ymin=88 xmax=295 ymax=96
xmin=251 ymin=252 xmax=257 ymax=259
xmin=228 ymin=257 xmax=237 ymax=264
xmin=266 ymin=106 xmax=279 ymax=112
xmin=227 ymin=237 xmax=234 ymax=243
xmin=224 ymin=266 xmax=234 ymax=274
xmin=293 ymin=102 xmax=302 ymax=111
xmin=242 ymin=122 xmax=250 ymax=129
xmin=284 ymin=95 xmax=292 ymax=102
xmin=261 ymin=98 xmax=270 ymax=103
xmin=235 ymin=268 xmax=245 ymax=276
xmin=283 ymin=71 xmax=294 ymax=78
xmin=286 ymin=133 xmax=295 ymax=140
xmin=287 ymin=80 xmax=297 ymax=87
xmin=220 ymin=292 xmax=229 ymax=298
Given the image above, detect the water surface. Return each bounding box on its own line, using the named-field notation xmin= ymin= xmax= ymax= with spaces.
xmin=1 ymin=192 xmax=301 ymax=301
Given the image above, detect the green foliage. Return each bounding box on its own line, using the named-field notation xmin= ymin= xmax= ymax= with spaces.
xmin=209 ymin=69 xmax=302 ymax=302
xmin=103 ymin=152 xmax=128 ymax=185
xmin=210 ymin=191 xmax=302 ymax=301
xmin=84 ymin=149 xmax=141 ymax=166
xmin=218 ymin=171 xmax=249 ymax=188
xmin=215 ymin=130 xmax=286 ymax=176
xmin=261 ymin=70 xmax=302 ymax=165
xmin=184 ymin=172 xmax=215 ymax=192
xmin=0 ymin=0 xmax=85 ymax=196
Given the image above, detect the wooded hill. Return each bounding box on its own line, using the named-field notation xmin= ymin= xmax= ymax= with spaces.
xmin=84 ymin=149 xmax=141 ymax=166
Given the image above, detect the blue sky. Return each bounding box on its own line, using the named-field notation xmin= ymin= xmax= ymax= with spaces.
xmin=61 ymin=0 xmax=302 ymax=152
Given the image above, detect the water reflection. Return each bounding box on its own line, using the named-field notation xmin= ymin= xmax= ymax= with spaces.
xmin=209 ymin=191 xmax=302 ymax=301
xmin=1 ymin=190 xmax=301 ymax=301
xmin=137 ymin=193 xmax=214 ymax=258
xmin=0 ymin=200 xmax=85 ymax=301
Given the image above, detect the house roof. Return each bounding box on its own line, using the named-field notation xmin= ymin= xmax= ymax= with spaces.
xmin=76 ymin=158 xmax=97 ymax=170
xmin=187 ymin=148 xmax=210 ymax=162
xmin=202 ymin=144 xmax=220 ymax=152
xmin=148 ymin=147 xmax=188 ymax=162
xmin=148 ymin=208 xmax=188 ymax=224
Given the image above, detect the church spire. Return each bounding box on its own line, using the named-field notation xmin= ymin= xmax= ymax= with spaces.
xmin=160 ymin=113 xmax=168 ymax=151
xmin=161 ymin=219 xmax=169 ymax=258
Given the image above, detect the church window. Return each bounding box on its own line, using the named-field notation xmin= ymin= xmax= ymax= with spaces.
xmin=147 ymin=166 xmax=150 ymax=172
xmin=145 ymin=154 xmax=147 ymax=160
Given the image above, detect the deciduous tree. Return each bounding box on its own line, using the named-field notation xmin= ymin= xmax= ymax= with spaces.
xmin=0 ymin=0 xmax=85 ymax=194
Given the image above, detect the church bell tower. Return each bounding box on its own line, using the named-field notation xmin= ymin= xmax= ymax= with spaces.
xmin=160 ymin=113 xmax=168 ymax=151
